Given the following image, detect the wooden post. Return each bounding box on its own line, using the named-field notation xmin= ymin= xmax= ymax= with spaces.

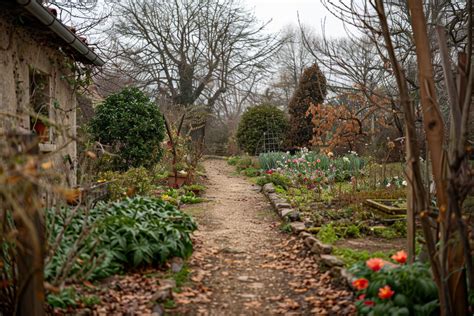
xmin=3 ymin=134 xmax=45 ymax=316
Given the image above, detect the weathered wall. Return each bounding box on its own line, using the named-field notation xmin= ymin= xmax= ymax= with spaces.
xmin=0 ymin=14 xmax=77 ymax=185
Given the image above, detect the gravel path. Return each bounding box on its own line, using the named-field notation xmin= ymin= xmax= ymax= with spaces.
xmin=175 ymin=159 xmax=355 ymax=315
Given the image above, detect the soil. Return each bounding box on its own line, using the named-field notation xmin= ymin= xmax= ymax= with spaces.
xmin=334 ymin=237 xmax=406 ymax=253
xmin=173 ymin=159 xmax=355 ymax=315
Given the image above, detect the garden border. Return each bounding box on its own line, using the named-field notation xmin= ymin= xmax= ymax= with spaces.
xmin=260 ymin=182 xmax=355 ymax=289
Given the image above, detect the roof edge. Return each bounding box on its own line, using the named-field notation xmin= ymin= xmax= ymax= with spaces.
xmin=16 ymin=0 xmax=105 ymax=67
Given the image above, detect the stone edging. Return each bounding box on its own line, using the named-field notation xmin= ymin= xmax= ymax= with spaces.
xmin=260 ymin=182 xmax=355 ymax=289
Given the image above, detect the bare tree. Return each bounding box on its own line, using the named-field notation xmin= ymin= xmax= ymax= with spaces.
xmin=108 ymin=0 xmax=280 ymax=113
xmin=320 ymin=1 xmax=473 ymax=314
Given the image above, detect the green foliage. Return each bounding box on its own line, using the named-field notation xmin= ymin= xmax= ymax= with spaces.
xmin=89 ymin=87 xmax=165 ymax=170
xmin=96 ymin=196 xmax=197 ymax=267
xmin=46 ymin=197 xmax=197 ymax=283
xmin=99 ymin=167 xmax=155 ymax=200
xmin=258 ymin=150 xmax=366 ymax=182
xmin=351 ymin=260 xmax=439 ymax=315
xmin=168 ymin=264 xmax=190 ymax=288
xmin=287 ymin=63 xmax=327 ymax=147
xmin=236 ymin=156 xmax=254 ymax=171
xmin=236 ymin=104 xmax=289 ymax=154
xmin=182 ymin=184 xmax=206 ymax=195
xmin=279 ymin=222 xmax=292 ymax=233
xmin=256 ymin=173 xmax=292 ymax=189
xmin=317 ymin=223 xmax=339 ymax=244
xmin=334 ymin=247 xmax=389 ymax=267
xmin=81 ymin=295 xmax=101 ymax=307
xmin=227 ymin=156 xmax=241 ymax=166
xmin=47 ymin=287 xmax=77 ymax=309
xmin=241 ymin=167 xmax=261 ymax=177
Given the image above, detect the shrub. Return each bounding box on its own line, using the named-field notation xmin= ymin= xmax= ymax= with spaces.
xmin=317 ymin=223 xmax=339 ymax=244
xmin=241 ymin=167 xmax=261 ymax=177
xmin=227 ymin=156 xmax=241 ymax=166
xmin=256 ymin=173 xmax=292 ymax=189
xmin=45 ymin=196 xmax=197 ymax=283
xmin=98 ymin=167 xmax=155 ymax=200
xmin=287 ymin=63 xmax=327 ymax=147
xmin=236 ymin=104 xmax=288 ymax=154
xmin=96 ymin=196 xmax=197 ymax=267
xmin=90 ymin=87 xmax=165 ymax=170
xmin=236 ymin=156 xmax=254 ymax=171
xmin=350 ymin=253 xmax=439 ymax=315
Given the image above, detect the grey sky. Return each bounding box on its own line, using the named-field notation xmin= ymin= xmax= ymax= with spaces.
xmin=246 ymin=0 xmax=348 ymax=37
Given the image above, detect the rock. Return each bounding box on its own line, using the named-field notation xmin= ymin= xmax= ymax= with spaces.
xmin=330 ymin=266 xmax=344 ymax=278
xmin=151 ymin=279 xmax=176 ymax=302
xmin=288 ymin=211 xmax=301 ymax=222
xmin=76 ymin=308 xmax=92 ymax=316
xmin=320 ymin=254 xmax=344 ymax=267
xmin=267 ymin=193 xmax=279 ymax=201
xmin=275 ymin=202 xmax=292 ymax=209
xmin=304 ymin=236 xmax=318 ymax=249
xmin=262 ymin=183 xmax=275 ymax=194
xmin=151 ymin=304 xmax=165 ymax=316
xmin=299 ymin=231 xmax=313 ymax=239
xmin=280 ymin=208 xmax=297 ymax=218
xmin=341 ymin=268 xmax=355 ymax=288
xmin=170 ymin=257 xmax=184 ymax=273
xmin=310 ymin=240 xmax=333 ymax=255
xmin=290 ymin=222 xmax=306 ymax=233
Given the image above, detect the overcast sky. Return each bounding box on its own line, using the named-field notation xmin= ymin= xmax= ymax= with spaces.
xmin=245 ymin=0 xmax=348 ymax=37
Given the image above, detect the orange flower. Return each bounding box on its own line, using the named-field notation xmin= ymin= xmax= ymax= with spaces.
xmin=352 ymin=278 xmax=369 ymax=290
xmin=378 ymin=285 xmax=395 ymax=299
xmin=391 ymin=250 xmax=408 ymax=264
xmin=366 ymin=258 xmax=385 ymax=272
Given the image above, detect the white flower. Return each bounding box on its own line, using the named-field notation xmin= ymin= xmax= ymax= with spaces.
xmin=343 ymin=157 xmax=350 ymax=163
xmin=386 ymin=183 xmax=391 ymax=188
xmin=402 ymin=180 xmax=407 ymax=186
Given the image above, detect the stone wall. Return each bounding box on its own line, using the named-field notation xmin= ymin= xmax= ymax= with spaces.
xmin=0 ymin=14 xmax=77 ymax=185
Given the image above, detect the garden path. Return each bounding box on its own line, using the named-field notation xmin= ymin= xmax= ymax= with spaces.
xmin=174 ymin=159 xmax=355 ymax=315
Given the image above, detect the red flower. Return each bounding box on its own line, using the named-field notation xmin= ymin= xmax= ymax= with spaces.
xmin=352 ymin=278 xmax=369 ymax=290
xmin=363 ymin=300 xmax=375 ymax=307
xmin=265 ymin=170 xmax=273 ymax=175
xmin=391 ymin=250 xmax=407 ymax=264
xmin=378 ymin=285 xmax=395 ymax=299
xmin=357 ymin=294 xmax=366 ymax=301
xmin=366 ymin=258 xmax=385 ymax=272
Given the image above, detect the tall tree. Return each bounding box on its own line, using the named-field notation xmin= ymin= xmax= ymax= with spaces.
xmin=109 ymin=0 xmax=280 ymax=111
xmin=287 ymin=63 xmax=327 ymax=147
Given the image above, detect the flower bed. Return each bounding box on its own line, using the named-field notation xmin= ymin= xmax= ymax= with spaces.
xmin=351 ymin=251 xmax=439 ymax=315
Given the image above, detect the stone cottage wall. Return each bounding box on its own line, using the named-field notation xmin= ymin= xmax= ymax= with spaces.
xmin=0 ymin=14 xmax=77 ymax=185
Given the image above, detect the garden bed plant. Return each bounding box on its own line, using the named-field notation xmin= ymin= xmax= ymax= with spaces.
xmin=228 ymin=149 xmax=409 ymax=267
xmin=45 ymin=196 xmax=197 ymax=312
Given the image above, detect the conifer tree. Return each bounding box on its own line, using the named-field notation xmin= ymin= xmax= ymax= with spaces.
xmin=287 ymin=63 xmax=327 ymax=147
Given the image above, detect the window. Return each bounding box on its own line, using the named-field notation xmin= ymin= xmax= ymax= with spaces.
xmin=29 ymin=68 xmax=52 ymax=144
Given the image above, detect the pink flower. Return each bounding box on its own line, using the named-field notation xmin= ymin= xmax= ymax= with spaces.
xmin=378 ymin=285 xmax=395 ymax=300
xmin=352 ymin=278 xmax=369 ymax=290
xmin=391 ymin=250 xmax=407 ymax=264
xmin=366 ymin=258 xmax=385 ymax=272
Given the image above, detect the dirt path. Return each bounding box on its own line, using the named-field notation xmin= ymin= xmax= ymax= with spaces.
xmin=175 ymin=159 xmax=355 ymax=315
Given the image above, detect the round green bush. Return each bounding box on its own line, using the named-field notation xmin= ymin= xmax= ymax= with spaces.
xmin=236 ymin=104 xmax=288 ymax=154
xmin=90 ymin=87 xmax=165 ymax=170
